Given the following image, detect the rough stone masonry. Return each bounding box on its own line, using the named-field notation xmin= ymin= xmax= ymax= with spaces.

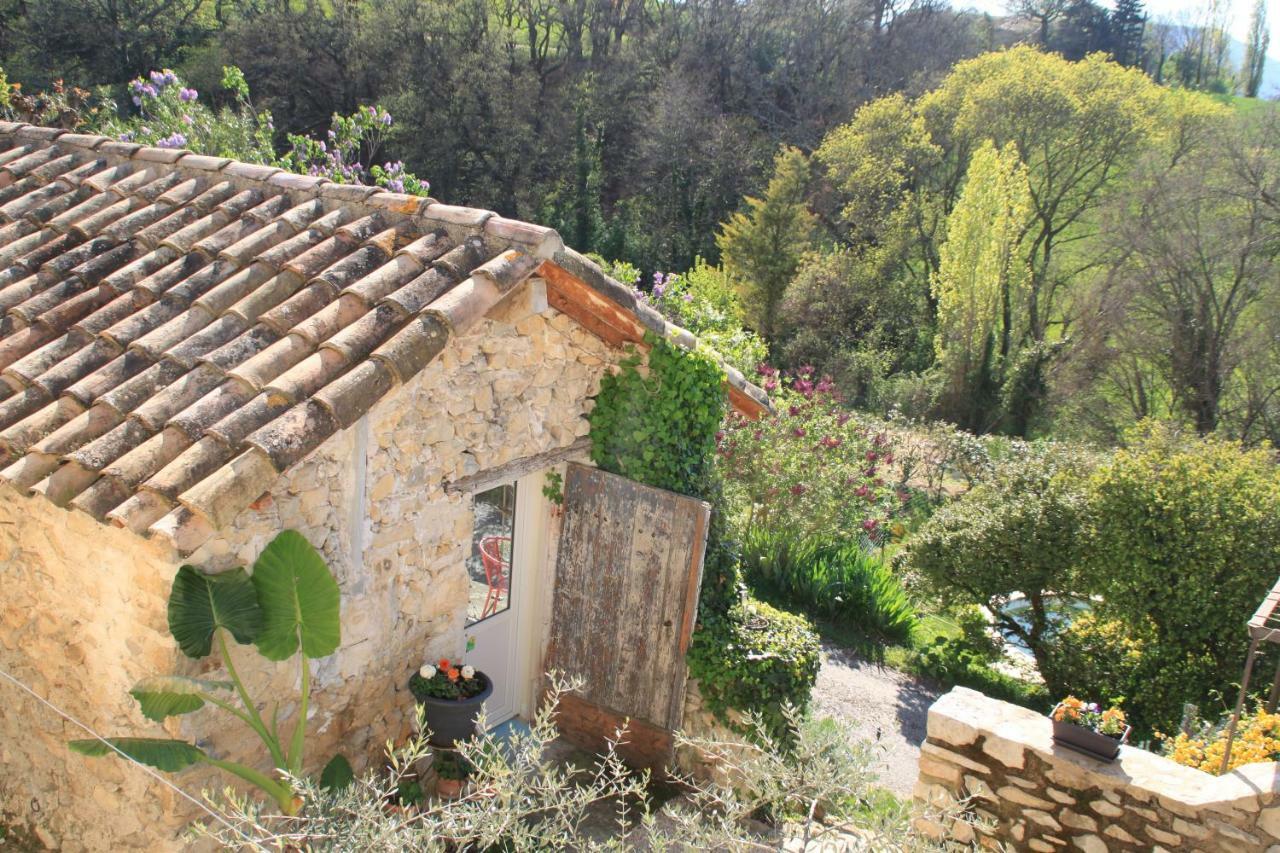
xmin=916 ymin=686 xmax=1280 ymax=851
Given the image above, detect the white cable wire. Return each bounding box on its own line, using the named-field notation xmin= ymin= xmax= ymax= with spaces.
xmin=0 ymin=664 xmax=256 ymax=844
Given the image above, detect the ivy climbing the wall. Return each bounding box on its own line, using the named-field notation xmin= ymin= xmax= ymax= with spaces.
xmin=588 ymin=332 xmax=820 ymax=738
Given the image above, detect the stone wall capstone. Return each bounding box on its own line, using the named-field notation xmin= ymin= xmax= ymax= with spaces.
xmin=916 ymin=687 xmax=1280 ymax=851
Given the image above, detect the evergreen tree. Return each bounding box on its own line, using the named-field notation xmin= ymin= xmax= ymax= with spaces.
xmin=1110 ymin=0 xmax=1147 ymax=67
xmin=717 ymin=146 xmax=817 ymax=343
xmin=1243 ymin=0 xmax=1271 ymax=97
xmin=1052 ymin=0 xmax=1114 ymax=61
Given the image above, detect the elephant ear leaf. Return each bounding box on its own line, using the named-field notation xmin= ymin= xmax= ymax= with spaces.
xmin=168 ymin=564 xmax=264 ymax=659
xmin=129 ymin=676 xmax=234 ymax=722
xmin=251 ymin=530 xmax=341 ymax=661
xmin=69 ymin=738 xmax=206 ymax=772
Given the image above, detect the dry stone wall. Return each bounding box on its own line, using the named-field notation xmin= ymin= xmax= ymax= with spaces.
xmin=0 ymin=279 xmax=626 ymax=851
xmin=917 ymin=687 xmax=1280 ymax=852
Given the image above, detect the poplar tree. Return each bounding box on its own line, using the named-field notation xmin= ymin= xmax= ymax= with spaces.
xmin=1243 ymin=0 xmax=1271 ymax=98
xmin=932 ymin=140 xmax=1032 ymax=430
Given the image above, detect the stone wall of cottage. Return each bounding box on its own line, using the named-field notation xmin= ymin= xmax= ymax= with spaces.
xmin=0 ymin=278 xmax=624 ymax=851
xmin=916 ymin=687 xmax=1280 ymax=852
xmin=0 ymin=485 xmax=185 ymax=850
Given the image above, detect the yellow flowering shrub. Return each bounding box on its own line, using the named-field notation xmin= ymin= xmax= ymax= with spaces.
xmin=1163 ymin=708 xmax=1280 ymax=774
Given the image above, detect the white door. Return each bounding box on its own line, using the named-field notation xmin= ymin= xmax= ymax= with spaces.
xmin=462 ymin=473 xmax=544 ymax=727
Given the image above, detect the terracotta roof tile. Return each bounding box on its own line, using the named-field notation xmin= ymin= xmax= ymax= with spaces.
xmin=0 ymin=125 xmax=770 ymax=553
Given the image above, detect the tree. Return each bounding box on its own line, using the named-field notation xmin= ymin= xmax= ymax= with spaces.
xmin=1110 ymin=0 xmax=1147 ymax=67
xmin=931 ymin=141 xmax=1032 ymax=431
xmin=903 ymin=442 xmax=1096 ymax=681
xmin=718 ymin=146 xmax=817 ymax=342
xmin=916 ymin=48 xmax=1172 ymax=432
xmin=1099 ymin=117 xmax=1277 ymax=435
xmin=1243 ymin=0 xmax=1271 ymax=98
xmin=1008 ymin=0 xmax=1070 ymax=45
xmin=2 ymin=0 xmax=214 ymax=87
xmin=1051 ymin=0 xmax=1113 ymax=61
xmin=1082 ymin=425 xmax=1280 ymax=733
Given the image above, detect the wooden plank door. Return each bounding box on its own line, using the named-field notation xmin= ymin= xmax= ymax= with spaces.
xmin=545 ymin=463 xmax=710 ymax=769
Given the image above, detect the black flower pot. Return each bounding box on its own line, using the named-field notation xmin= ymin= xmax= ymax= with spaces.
xmin=1050 ymin=704 xmax=1130 ymax=762
xmin=411 ymin=672 xmax=493 ymax=747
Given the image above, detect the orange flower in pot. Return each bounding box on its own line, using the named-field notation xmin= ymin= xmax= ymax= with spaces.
xmin=408 ymin=660 xmax=492 ymax=747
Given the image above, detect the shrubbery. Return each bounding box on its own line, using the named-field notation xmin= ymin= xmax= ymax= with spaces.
xmin=1164 ymin=705 xmax=1280 ymax=775
xmin=1079 ymin=424 xmax=1280 ymax=734
xmin=720 ymin=368 xmax=905 ymax=543
xmin=906 ymin=422 xmax=1280 ymax=735
xmin=686 ymin=598 xmax=822 ymax=739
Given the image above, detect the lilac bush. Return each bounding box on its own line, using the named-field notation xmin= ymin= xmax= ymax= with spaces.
xmin=719 ymin=367 xmax=906 ymax=543
xmin=102 ymin=67 xmax=276 ymax=163
xmin=629 ymin=259 xmax=769 ymax=376
xmin=98 ymin=66 xmax=428 ymax=196
xmin=280 ymin=106 xmax=429 ymax=196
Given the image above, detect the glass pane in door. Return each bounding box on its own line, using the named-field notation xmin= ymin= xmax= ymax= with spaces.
xmin=466 ymin=483 xmax=517 ymax=625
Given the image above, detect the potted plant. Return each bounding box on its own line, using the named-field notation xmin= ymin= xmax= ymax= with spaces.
xmin=409 ymin=659 xmax=492 ymax=746
xmin=1050 ymin=696 xmax=1130 ymax=761
xmin=433 ymin=752 xmax=469 ymax=799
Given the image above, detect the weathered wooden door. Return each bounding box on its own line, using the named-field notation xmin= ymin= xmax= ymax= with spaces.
xmin=545 ymin=463 xmax=710 ymax=768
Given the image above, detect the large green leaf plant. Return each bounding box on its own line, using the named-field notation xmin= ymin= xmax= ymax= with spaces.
xmin=69 ymin=530 xmax=346 ymax=814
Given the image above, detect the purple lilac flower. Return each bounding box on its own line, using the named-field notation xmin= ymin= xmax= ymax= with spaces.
xmin=653 ymin=283 xmax=665 ymax=299
xmin=380 ymin=111 xmax=393 ymax=127
xmin=682 ymin=293 xmax=694 ymax=302
xmin=178 ymin=87 xmax=198 ymax=102
xmin=182 ymin=114 xmax=194 ymax=126
xmin=387 ymin=179 xmax=405 ymax=193
xmin=149 ymin=70 xmax=165 ymax=86
xmin=163 ymin=70 xmax=178 ymax=85
xmin=156 ymin=132 xmax=187 ymax=149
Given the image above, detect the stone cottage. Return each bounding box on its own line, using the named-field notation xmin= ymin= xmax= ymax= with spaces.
xmin=0 ymin=122 xmax=768 ymax=850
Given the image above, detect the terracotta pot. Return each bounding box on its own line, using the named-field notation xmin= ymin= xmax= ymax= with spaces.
xmin=1050 ymin=704 xmax=1130 ymax=762
xmin=411 ymin=672 xmax=493 ymax=746
xmin=435 ymin=777 xmax=465 ymax=799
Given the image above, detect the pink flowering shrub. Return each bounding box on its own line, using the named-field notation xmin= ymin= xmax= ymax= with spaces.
xmin=719 ymin=366 xmax=906 ymax=542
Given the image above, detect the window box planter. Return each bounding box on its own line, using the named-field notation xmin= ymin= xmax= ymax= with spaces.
xmin=410 ymin=671 xmax=493 ymax=747
xmin=1050 ymin=703 xmax=1130 ymax=762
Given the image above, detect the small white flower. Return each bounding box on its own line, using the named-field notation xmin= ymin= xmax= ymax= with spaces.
xmin=419 ymin=664 xmax=436 ymax=679
xmin=461 ymin=665 xmax=475 ymax=680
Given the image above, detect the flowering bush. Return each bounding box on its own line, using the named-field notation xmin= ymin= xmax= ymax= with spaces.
xmin=719 ymin=367 xmax=902 ymax=543
xmin=616 ymin=259 xmax=768 ymax=377
xmin=1052 ymin=696 xmax=1128 ymax=737
xmin=79 ymin=66 xmax=430 ymax=197
xmin=99 ymin=67 xmax=276 ymax=163
xmin=279 ymin=105 xmax=429 ymax=196
xmin=409 ymin=659 xmax=487 ymax=701
xmin=1163 ymin=706 xmax=1280 ymax=774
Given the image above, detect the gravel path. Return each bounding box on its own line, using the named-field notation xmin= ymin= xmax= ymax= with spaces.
xmin=811 ymin=643 xmax=942 ymax=797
